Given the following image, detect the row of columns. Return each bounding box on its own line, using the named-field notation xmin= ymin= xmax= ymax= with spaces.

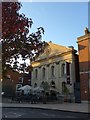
xmin=31 ymin=60 xmax=75 ymax=93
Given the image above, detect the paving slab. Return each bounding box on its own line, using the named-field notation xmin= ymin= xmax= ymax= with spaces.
xmin=0 ymin=102 xmax=89 ymax=113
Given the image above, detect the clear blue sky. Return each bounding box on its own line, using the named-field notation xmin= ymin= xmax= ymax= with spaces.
xmin=19 ymin=2 xmax=88 ymax=50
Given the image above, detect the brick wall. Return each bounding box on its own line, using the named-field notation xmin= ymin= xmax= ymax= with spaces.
xmin=77 ymin=28 xmax=90 ymax=101
xmin=3 ymin=68 xmax=30 ymax=92
xmin=80 ymin=73 xmax=89 ymax=100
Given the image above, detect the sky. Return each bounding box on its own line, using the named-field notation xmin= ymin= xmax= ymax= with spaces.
xmin=19 ymin=2 xmax=88 ymax=51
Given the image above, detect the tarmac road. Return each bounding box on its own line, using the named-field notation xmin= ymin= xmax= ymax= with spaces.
xmin=2 ymin=107 xmax=89 ymax=118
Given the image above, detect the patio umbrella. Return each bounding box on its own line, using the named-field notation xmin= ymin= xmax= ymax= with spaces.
xmin=32 ymin=87 xmax=44 ymax=92
xmin=18 ymin=85 xmax=32 ymax=94
xmin=18 ymin=85 xmax=32 ymax=91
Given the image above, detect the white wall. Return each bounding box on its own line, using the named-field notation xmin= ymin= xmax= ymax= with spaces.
xmin=31 ymin=53 xmax=76 ymax=94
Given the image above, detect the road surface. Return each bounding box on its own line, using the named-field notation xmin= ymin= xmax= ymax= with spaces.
xmin=2 ymin=107 xmax=89 ymax=118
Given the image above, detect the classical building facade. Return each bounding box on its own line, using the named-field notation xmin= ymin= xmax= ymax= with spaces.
xmin=77 ymin=28 xmax=90 ymax=102
xmin=31 ymin=41 xmax=79 ymax=94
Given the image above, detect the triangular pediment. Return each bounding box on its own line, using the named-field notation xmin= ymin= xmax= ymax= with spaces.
xmin=34 ymin=41 xmax=76 ymax=61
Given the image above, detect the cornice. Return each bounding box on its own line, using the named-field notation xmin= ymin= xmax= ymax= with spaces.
xmin=32 ymin=56 xmax=73 ymax=68
xmin=34 ymin=50 xmax=76 ymax=63
xmin=77 ymin=34 xmax=90 ymax=43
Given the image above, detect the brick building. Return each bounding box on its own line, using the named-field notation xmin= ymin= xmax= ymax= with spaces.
xmin=77 ymin=27 xmax=90 ymax=102
xmin=2 ymin=68 xmax=31 ymax=94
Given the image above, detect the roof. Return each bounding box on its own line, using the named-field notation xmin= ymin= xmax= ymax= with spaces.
xmin=34 ymin=41 xmax=76 ymax=62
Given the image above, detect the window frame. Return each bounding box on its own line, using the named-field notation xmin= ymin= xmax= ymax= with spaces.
xmin=61 ymin=63 xmax=65 ymax=76
xmin=42 ymin=67 xmax=46 ymax=78
xmin=19 ymin=77 xmax=23 ymax=83
xmin=35 ymin=69 xmax=38 ymax=79
xmin=51 ymin=65 xmax=55 ymax=77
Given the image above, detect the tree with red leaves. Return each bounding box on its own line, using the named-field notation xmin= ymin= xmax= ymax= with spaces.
xmin=1 ymin=2 xmax=46 ymax=75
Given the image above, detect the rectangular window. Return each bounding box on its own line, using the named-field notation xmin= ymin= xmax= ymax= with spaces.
xmin=42 ymin=68 xmax=45 ymax=78
xmin=19 ymin=77 xmax=23 ymax=83
xmin=35 ymin=69 xmax=38 ymax=79
xmin=61 ymin=63 xmax=65 ymax=76
xmin=66 ymin=62 xmax=70 ymax=84
xmin=16 ymin=84 xmax=22 ymax=91
xmin=51 ymin=66 xmax=55 ymax=77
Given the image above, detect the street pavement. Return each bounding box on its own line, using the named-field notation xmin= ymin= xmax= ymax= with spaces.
xmin=0 ymin=101 xmax=89 ymax=113
xmin=2 ymin=107 xmax=89 ymax=118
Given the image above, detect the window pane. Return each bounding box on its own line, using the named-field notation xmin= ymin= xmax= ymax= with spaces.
xmin=35 ymin=69 xmax=38 ymax=79
xmin=42 ymin=68 xmax=45 ymax=78
xmin=51 ymin=66 xmax=54 ymax=76
xmin=62 ymin=64 xmax=65 ymax=76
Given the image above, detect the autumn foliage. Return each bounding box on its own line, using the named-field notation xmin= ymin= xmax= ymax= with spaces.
xmin=2 ymin=2 xmax=32 ymax=39
xmin=1 ymin=2 xmax=46 ymax=74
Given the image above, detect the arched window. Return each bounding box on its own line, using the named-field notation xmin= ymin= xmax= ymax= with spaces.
xmin=35 ymin=69 xmax=38 ymax=79
xmin=61 ymin=63 xmax=65 ymax=76
xmin=51 ymin=66 xmax=55 ymax=77
xmin=42 ymin=67 xmax=45 ymax=78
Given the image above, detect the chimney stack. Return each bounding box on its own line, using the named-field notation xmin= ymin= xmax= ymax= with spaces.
xmin=84 ymin=27 xmax=89 ymax=35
